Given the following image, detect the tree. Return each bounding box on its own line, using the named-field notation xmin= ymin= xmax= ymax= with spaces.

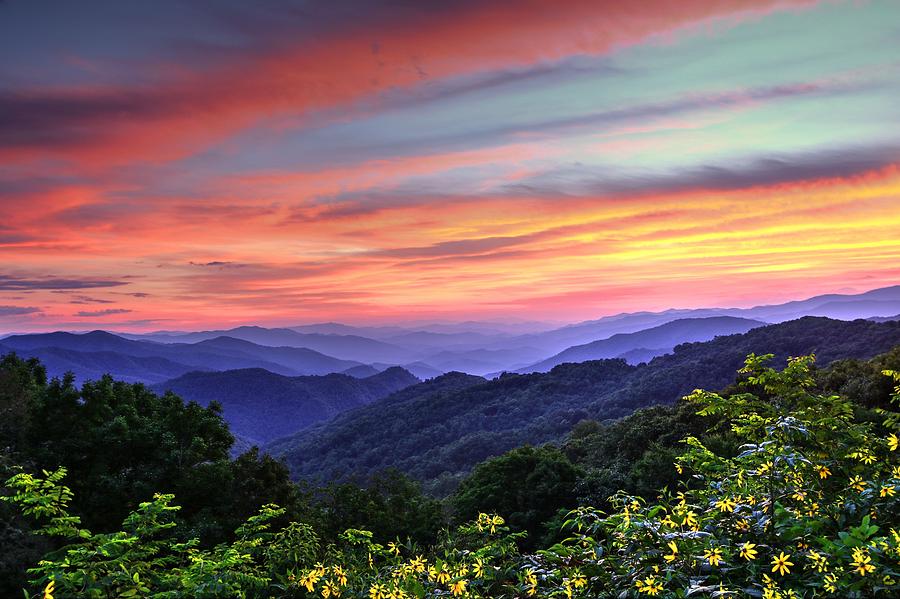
xmin=319 ymin=468 xmax=445 ymax=547
xmin=452 ymin=445 xmax=581 ymax=548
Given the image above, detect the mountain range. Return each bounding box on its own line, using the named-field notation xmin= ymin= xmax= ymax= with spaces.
xmin=151 ymin=366 xmax=419 ymax=444
xmin=267 ymin=316 xmax=900 ymax=494
xmin=0 ymin=330 xmax=364 ymax=383
xmin=6 ymin=285 xmax=897 ymax=382
xmin=3 ymin=284 xmax=900 ymax=480
xmin=516 ymin=316 xmax=765 ymax=373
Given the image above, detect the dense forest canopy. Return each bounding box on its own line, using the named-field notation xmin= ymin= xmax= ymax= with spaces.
xmin=4 ymin=347 xmax=900 ymax=597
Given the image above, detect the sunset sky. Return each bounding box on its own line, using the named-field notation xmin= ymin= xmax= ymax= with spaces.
xmin=2 ymin=0 xmax=900 ymax=332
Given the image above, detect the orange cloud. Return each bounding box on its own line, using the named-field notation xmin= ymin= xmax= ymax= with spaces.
xmin=4 ymin=162 xmax=898 ymax=330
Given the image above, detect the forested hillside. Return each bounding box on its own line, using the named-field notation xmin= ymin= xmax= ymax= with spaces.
xmin=518 ymin=316 xmax=764 ymax=372
xmin=152 ymin=366 xmax=419 ymax=443
xmin=271 ymin=317 xmax=900 ymax=493
xmin=0 ymin=354 xmax=436 ymax=596
xmin=5 ymin=345 xmax=900 ymax=597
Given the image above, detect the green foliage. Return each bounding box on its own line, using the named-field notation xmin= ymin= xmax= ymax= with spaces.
xmin=24 ymin=369 xmax=235 ymax=532
xmin=0 ymin=353 xmax=45 ymax=458
xmin=3 ymin=468 xmax=324 ymax=598
xmin=315 ymin=469 xmax=445 ymax=547
xmin=524 ymin=353 xmax=900 ymax=597
xmin=9 ymin=342 xmax=900 ymax=596
xmin=0 ymin=354 xmax=49 ymax=594
xmin=0 ymin=350 xmax=457 ymax=595
xmin=563 ymin=402 xmax=727 ymax=510
xmin=451 ymin=445 xmax=581 ymax=549
xmin=16 ymin=348 xmax=899 ymax=597
xmin=4 ymin=466 xmax=521 ymax=598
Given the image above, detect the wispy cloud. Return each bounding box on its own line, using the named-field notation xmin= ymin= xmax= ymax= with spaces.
xmin=69 ymin=295 xmax=116 ymax=305
xmin=74 ymin=308 xmax=133 ymax=317
xmin=0 ymin=274 xmax=129 ymax=291
xmin=0 ymin=305 xmax=41 ymax=316
xmin=504 ymin=145 xmax=900 ymax=198
xmin=188 ymin=260 xmax=246 ymax=268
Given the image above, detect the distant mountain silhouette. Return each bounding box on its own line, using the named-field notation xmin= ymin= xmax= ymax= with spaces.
xmin=615 ymin=347 xmax=667 ymax=365
xmin=490 ymin=285 xmax=900 ymax=357
xmin=518 ymin=316 xmax=765 ymax=373
xmin=365 ymin=361 xmax=442 ymax=380
xmin=153 ymin=366 xmax=419 ymax=444
xmin=736 ymin=286 xmax=900 ymax=321
xmin=422 ymin=347 xmax=546 ymax=376
xmin=0 ymin=331 xmax=365 ymax=383
xmin=4 ymin=285 xmax=899 ymax=382
xmin=341 ymin=364 xmax=381 ymax=378
xmin=0 ymin=345 xmax=201 ymax=384
xmin=187 ymin=336 xmax=361 ymax=374
xmin=134 ymin=326 xmax=416 ymax=363
xmin=870 ymin=314 xmax=900 ymax=323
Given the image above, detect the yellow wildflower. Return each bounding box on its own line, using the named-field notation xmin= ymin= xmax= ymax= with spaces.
xmin=486 ymin=514 xmax=504 ymax=534
xmin=449 ymin=579 xmax=467 ymax=596
xmin=858 ymin=450 xmax=877 ymax=465
xmin=300 ymin=570 xmax=321 ymax=593
xmin=703 ymin=547 xmax=724 ymax=567
xmin=663 ymin=541 xmax=679 ymax=563
xmin=570 ymin=569 xmax=587 ymax=589
xmin=524 ymin=568 xmax=538 ymax=596
xmin=684 ymin=511 xmax=699 ymax=529
xmin=388 ymin=588 xmax=407 ymax=599
xmin=851 ymin=547 xmax=876 ymax=576
xmin=410 ymin=555 xmax=426 ymax=573
xmin=322 ymin=580 xmax=340 ymax=599
xmin=715 ymin=497 xmax=736 ymax=513
xmin=637 ymin=575 xmax=663 ymax=596
xmin=435 ymin=564 xmax=451 ymax=584
xmin=472 ymin=557 xmax=485 ymax=578
xmin=739 ymin=542 xmax=758 ymax=561
xmin=771 ymin=551 xmax=794 ymax=576
xmin=808 ymin=549 xmax=829 ymax=572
